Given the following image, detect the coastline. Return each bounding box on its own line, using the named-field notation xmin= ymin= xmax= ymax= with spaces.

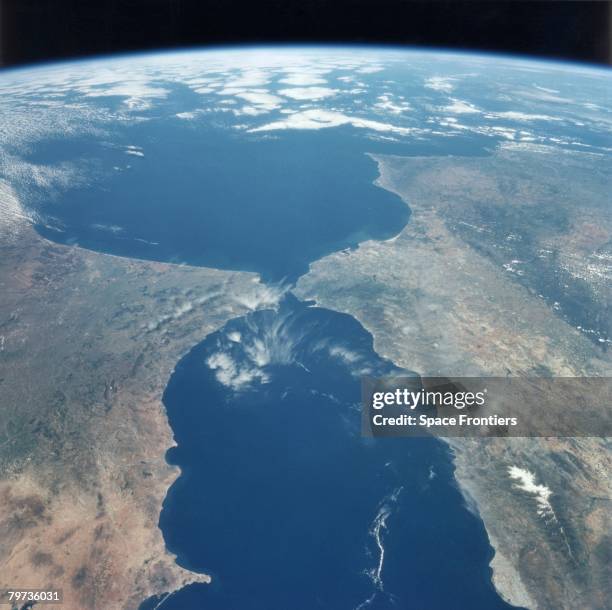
xmin=0 ymin=225 xmax=270 ymax=609
xmin=295 ymin=150 xmax=611 ymax=609
xmin=1 ymin=144 xmax=609 ymax=608
xmin=448 ymin=443 xmax=536 ymax=610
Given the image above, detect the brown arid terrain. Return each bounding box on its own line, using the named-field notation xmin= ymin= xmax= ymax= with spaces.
xmin=0 ymin=218 xmax=278 ymax=609
xmin=296 ymin=147 xmax=611 ymax=610
xmin=0 ymin=143 xmax=610 ymax=610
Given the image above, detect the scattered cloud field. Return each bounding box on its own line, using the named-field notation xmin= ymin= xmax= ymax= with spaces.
xmin=0 ymin=48 xmax=610 ymax=238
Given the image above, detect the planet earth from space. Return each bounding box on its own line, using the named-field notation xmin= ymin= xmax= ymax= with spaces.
xmin=0 ymin=48 xmax=610 ymax=610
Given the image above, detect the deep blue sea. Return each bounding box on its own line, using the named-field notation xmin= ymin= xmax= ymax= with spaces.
xmin=22 ymin=83 xmax=491 ymax=282
xmin=21 ymin=98 xmax=517 ymax=609
xmin=143 ymin=296 xmax=515 ymax=610
xmin=25 ymin=87 xmax=415 ymax=283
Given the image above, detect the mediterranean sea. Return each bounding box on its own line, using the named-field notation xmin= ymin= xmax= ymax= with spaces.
xmin=144 ymin=295 xmax=516 ymax=610
xmin=15 ymin=93 xmax=513 ymax=608
xmin=27 ymin=105 xmax=411 ymax=283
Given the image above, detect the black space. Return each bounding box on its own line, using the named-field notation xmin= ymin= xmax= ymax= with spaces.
xmin=0 ymin=0 xmax=610 ymax=69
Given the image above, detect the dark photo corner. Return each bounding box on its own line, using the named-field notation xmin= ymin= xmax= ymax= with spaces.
xmin=1 ymin=0 xmax=610 ymax=69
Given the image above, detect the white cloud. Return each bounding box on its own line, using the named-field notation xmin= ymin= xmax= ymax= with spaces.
xmin=278 ymin=87 xmax=338 ymax=101
xmin=249 ymin=108 xmax=414 ymax=136
xmin=328 ymin=345 xmax=361 ymax=364
xmin=79 ymin=78 xmax=169 ymax=111
xmin=374 ymin=94 xmax=412 ymax=115
xmin=508 ymin=466 xmax=555 ymax=519
xmin=125 ymin=145 xmax=144 ymax=157
xmin=484 ymin=111 xmax=561 ymax=122
xmin=356 ymin=65 xmax=383 ymax=73
xmin=487 ymin=126 xmax=517 ymax=140
xmin=533 ymin=85 xmax=559 ymax=94
xmin=217 ymin=87 xmax=249 ymax=96
xmin=234 ymin=280 xmax=287 ymax=311
xmin=144 ymin=298 xmax=198 ymax=333
xmin=235 ymin=91 xmax=284 ymax=110
xmin=232 ymin=106 xmax=270 ymax=117
xmin=1 ymin=155 xmax=84 ymax=191
xmin=0 ymin=179 xmax=30 ymax=241
xmin=279 ymin=73 xmax=328 ymax=86
xmin=91 ymin=223 xmax=124 ymax=234
xmin=206 ymin=351 xmax=268 ymax=390
xmin=424 ymin=77 xmax=455 ymax=92
xmin=224 ymin=69 xmax=270 ymax=88
xmin=442 ymin=98 xmax=481 ymax=114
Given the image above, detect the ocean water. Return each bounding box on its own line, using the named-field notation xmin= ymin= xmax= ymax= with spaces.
xmin=23 ymin=82 xmax=493 ymax=282
xmin=143 ymin=296 xmax=516 ymax=610
xmin=15 ymin=90 xmax=515 ymax=608
xmin=26 ymin=91 xmax=412 ymax=283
